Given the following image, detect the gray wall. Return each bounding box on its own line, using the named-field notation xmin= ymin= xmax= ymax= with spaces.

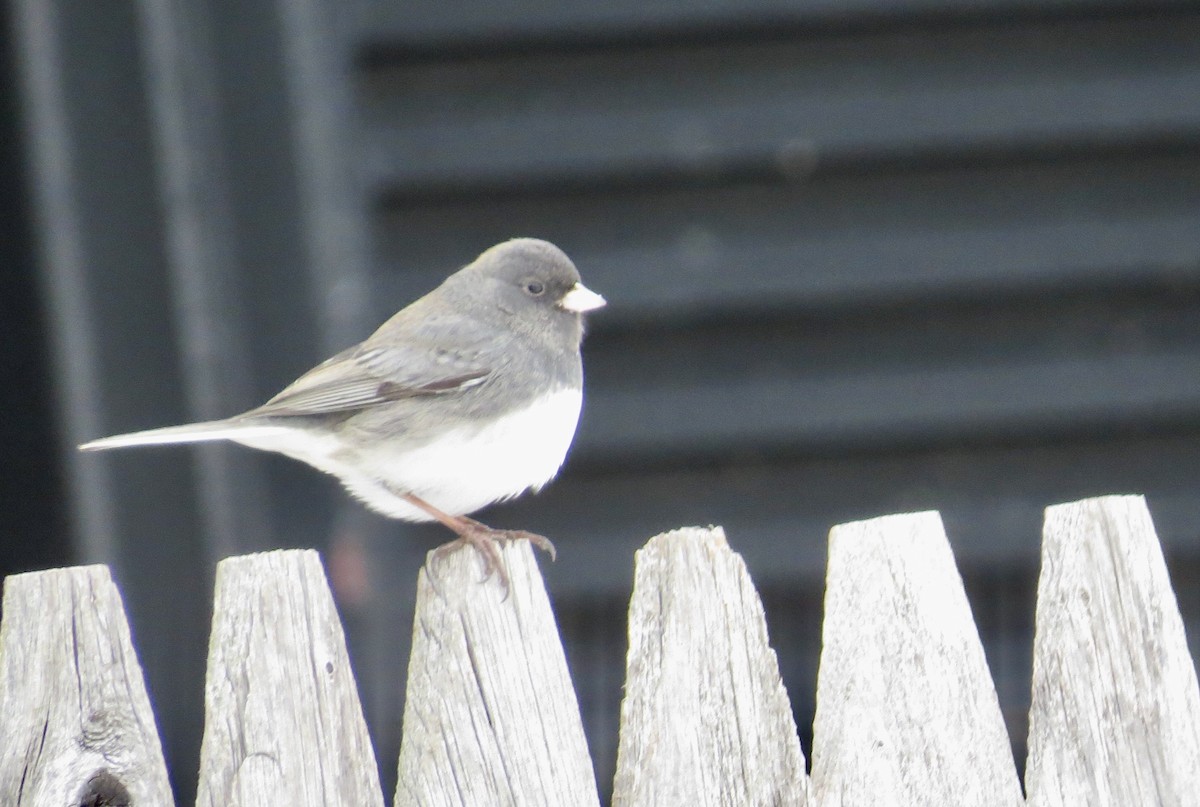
xmin=8 ymin=0 xmax=1200 ymax=800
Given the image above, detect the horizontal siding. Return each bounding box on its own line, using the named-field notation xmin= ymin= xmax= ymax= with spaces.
xmin=357 ymin=11 xmax=1200 ymax=193
xmin=372 ymin=150 xmax=1200 ymax=320
xmin=351 ymin=0 xmax=1197 ymax=50
xmin=576 ymin=293 xmax=1200 ymax=460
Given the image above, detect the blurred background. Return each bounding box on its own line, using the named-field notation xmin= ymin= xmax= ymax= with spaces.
xmin=2 ymin=0 xmax=1199 ymax=801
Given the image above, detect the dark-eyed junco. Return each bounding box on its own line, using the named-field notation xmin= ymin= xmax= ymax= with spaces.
xmin=80 ymin=238 xmax=605 ymax=586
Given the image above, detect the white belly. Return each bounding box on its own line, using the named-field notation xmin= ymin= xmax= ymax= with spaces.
xmin=234 ymin=388 xmax=584 ymax=521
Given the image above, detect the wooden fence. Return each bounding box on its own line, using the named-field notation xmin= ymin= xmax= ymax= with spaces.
xmin=1 ymin=494 xmax=1198 ymax=805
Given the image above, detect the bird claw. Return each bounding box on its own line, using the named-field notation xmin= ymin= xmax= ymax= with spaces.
xmin=427 ymin=523 xmax=557 ymax=598
xmin=505 ymin=528 xmax=557 ymax=562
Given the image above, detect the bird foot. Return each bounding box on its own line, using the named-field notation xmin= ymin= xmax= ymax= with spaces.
xmin=429 ymin=518 xmax=556 ymax=595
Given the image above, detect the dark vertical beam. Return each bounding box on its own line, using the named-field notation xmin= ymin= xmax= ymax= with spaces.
xmin=275 ymin=0 xmax=372 ymax=354
xmin=10 ymin=0 xmax=210 ymax=799
xmin=134 ymin=0 xmax=274 ymax=563
xmin=0 ymin=0 xmax=69 ymax=576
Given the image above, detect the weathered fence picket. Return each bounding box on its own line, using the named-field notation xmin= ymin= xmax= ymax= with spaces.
xmin=395 ymin=544 xmax=599 ymax=806
xmin=196 ymin=550 xmax=384 ymax=806
xmin=812 ymin=511 xmax=1023 ymax=806
xmin=0 ymin=495 xmax=1197 ymax=806
xmin=1025 ymin=497 xmax=1200 ymax=806
xmin=613 ymin=527 xmax=807 ymax=806
xmin=0 ymin=565 xmax=172 ymax=805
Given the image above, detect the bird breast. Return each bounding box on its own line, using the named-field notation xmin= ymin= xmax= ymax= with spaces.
xmin=345 ymin=387 xmax=584 ymax=520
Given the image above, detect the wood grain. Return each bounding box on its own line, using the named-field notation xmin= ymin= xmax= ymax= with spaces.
xmin=1026 ymin=495 xmax=1200 ymax=807
xmin=395 ymin=541 xmax=599 ymax=806
xmin=195 ymin=549 xmax=383 ymax=807
xmin=810 ymin=511 xmax=1022 ymax=807
xmin=0 ymin=565 xmax=173 ymax=805
xmin=611 ymin=526 xmax=808 ymax=807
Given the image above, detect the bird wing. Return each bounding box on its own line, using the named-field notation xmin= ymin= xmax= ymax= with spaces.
xmin=245 ymin=340 xmax=491 ymax=418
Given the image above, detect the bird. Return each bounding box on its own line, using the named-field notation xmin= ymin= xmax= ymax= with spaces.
xmin=80 ymin=238 xmax=606 ymax=588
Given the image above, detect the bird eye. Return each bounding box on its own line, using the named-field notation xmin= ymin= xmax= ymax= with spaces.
xmin=525 ymin=281 xmax=545 ymax=296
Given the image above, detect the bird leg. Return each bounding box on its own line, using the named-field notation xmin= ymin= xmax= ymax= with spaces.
xmin=398 ymin=492 xmax=557 ymax=591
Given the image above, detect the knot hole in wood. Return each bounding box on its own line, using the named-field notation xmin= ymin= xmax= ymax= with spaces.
xmin=75 ymin=769 xmax=130 ymax=807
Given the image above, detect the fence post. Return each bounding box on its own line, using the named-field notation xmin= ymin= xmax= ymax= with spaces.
xmin=612 ymin=527 xmax=808 ymax=807
xmin=1026 ymin=495 xmax=1200 ymax=807
xmin=195 ymin=549 xmax=383 ymax=806
xmin=0 ymin=565 xmax=174 ymax=805
xmin=810 ymin=511 xmax=1023 ymax=806
xmin=395 ymin=541 xmax=600 ymax=807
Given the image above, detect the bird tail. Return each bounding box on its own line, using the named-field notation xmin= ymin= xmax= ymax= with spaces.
xmin=79 ymin=420 xmax=258 ymax=451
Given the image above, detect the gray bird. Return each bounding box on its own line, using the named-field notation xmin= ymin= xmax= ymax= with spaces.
xmin=80 ymin=238 xmax=606 ymax=586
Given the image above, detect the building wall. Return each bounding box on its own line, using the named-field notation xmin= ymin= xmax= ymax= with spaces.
xmin=8 ymin=0 xmax=1200 ymax=799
